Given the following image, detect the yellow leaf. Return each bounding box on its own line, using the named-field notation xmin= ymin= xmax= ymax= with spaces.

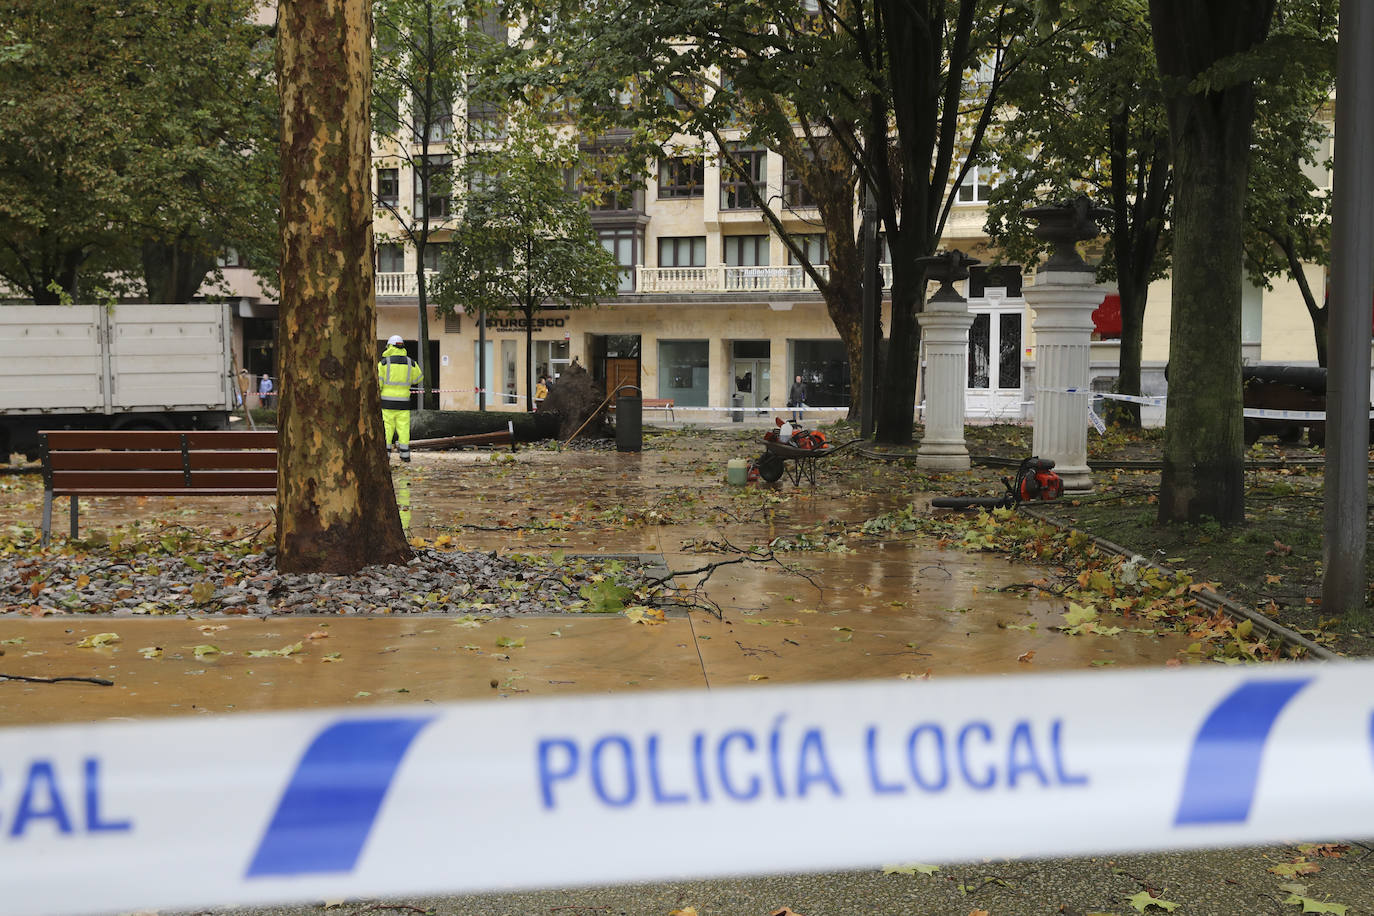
xmin=197 ymin=624 xmax=229 ymax=634
xmin=138 ymin=646 xmax=162 ymax=659
xmin=76 ymin=574 xmax=90 ymax=588
xmin=748 ymin=674 xmax=769 ymax=681
xmin=76 ymin=632 xmax=120 ymax=648
xmin=189 ymin=644 xmax=222 ymax=658
xmin=245 ymin=641 xmax=304 ymax=658
xmin=669 ymin=909 xmax=699 ymax=916
xmin=883 ymin=863 xmax=939 ymax=876
xmin=321 ymin=653 xmax=343 ymax=662
xmin=495 ymin=636 xmax=526 ymax=648
xmin=189 ymin=581 xmax=216 ymax=604
xmin=625 ymin=606 xmax=666 ymax=626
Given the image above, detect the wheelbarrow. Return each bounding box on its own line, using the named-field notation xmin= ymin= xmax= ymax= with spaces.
xmin=755 ymin=437 xmax=861 ymax=485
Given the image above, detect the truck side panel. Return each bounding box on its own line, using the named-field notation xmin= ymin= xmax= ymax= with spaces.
xmin=109 ymin=303 xmax=233 ymax=411
xmin=0 ymin=305 xmax=107 ymax=413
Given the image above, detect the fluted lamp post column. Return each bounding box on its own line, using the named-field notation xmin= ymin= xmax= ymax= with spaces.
xmin=1022 ymin=197 xmax=1113 ymax=493
xmin=916 ymin=250 xmax=980 ymax=470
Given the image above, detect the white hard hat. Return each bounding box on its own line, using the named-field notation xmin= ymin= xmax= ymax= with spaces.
xmin=387 ymin=335 xmax=404 ymax=346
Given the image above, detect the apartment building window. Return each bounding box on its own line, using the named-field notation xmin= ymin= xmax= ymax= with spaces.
xmin=413 ymin=155 xmax=453 ymax=219
xmin=466 ymin=153 xmax=499 ymax=194
xmin=467 ymin=93 xmax=504 ymax=141
xmin=583 ymin=156 xmax=639 ymax=212
xmin=599 ymin=227 xmax=640 ymax=292
xmin=411 ymin=88 xmax=454 ymax=143
xmin=377 ymin=243 xmax=405 ymax=274
xmin=720 ymin=147 xmax=766 ymax=210
xmin=786 ymin=233 xmax=827 ymax=266
xmin=782 ymin=156 xmax=816 ymax=208
xmin=217 ymin=247 xmax=246 ymax=268
xmin=658 ymin=157 xmax=704 ymax=199
xmin=422 ymin=243 xmax=448 ymax=272
xmin=475 ymin=7 xmax=507 ymax=42
xmin=658 ymin=236 xmax=706 ymax=267
xmin=377 ymin=168 xmax=399 ymax=208
xmin=723 ymin=234 xmax=769 ymax=266
xmin=957 ymin=163 xmax=998 ymax=204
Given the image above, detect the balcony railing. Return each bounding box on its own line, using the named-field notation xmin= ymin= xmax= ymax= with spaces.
xmin=374 ymin=264 xmax=894 ymax=298
xmin=376 ymin=270 xmax=436 ymax=297
xmin=636 ymin=264 xmax=893 ymax=294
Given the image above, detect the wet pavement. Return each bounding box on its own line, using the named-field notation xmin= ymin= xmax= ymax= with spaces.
xmin=2 ymin=432 xmax=1364 ymax=916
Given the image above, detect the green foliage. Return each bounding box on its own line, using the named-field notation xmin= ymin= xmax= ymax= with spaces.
xmin=0 ymin=0 xmax=278 ymax=304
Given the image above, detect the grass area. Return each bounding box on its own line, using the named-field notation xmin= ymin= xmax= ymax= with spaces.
xmin=956 ymin=423 xmax=1371 ymax=657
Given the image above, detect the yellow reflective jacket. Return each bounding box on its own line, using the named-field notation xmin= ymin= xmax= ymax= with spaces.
xmin=378 ymin=344 xmax=422 ymax=410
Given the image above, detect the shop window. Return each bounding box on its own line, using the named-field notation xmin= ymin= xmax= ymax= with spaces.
xmin=658 ymin=339 xmax=709 ymax=407
xmin=792 ymin=339 xmax=851 ymax=407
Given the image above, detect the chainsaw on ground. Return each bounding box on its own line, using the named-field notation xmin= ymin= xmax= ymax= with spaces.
xmin=931 ymin=456 xmax=1064 ymax=511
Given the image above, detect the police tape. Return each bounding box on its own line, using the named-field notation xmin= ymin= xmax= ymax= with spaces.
xmin=3 ymin=662 xmax=1372 ymax=916
xmin=1038 ymin=387 xmax=1374 ymax=421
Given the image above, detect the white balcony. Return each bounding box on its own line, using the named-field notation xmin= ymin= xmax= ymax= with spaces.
xmin=376 ymin=270 xmax=437 ymax=298
xmin=636 ymin=264 xmax=893 ymax=294
xmin=375 ymin=264 xmax=894 ymax=298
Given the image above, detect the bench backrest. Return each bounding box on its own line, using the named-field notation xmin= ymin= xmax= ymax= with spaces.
xmin=41 ymin=430 xmax=277 ymax=493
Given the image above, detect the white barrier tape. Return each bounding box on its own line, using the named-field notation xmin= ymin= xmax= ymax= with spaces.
xmin=1040 ymin=387 xmax=1374 ymax=421
xmin=1038 ymin=387 xmax=1167 ymax=406
xmin=3 ymin=662 xmax=1372 ymax=916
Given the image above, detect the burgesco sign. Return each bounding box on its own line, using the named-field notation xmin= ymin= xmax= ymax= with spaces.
xmin=486 ymin=316 xmax=568 ymax=330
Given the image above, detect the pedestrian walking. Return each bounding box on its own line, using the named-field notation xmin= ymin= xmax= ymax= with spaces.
xmin=788 ymin=374 xmax=807 ymax=423
xmin=378 ymin=334 xmax=423 ymax=462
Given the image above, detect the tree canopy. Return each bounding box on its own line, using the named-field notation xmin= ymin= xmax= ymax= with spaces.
xmin=432 ymin=126 xmax=621 ymax=411
xmin=0 ymin=0 xmax=278 ymax=304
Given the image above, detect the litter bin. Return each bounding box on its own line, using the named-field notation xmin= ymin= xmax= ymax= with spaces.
xmin=616 ymin=394 xmax=642 ymax=452
xmin=731 ymin=395 xmax=743 ymax=423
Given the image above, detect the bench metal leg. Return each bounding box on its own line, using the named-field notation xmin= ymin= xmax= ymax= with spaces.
xmin=70 ymin=496 xmax=79 ymax=541
xmin=41 ymin=490 xmax=53 ymax=547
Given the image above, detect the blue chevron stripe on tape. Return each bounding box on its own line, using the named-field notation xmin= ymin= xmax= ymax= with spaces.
xmin=1173 ymin=679 xmax=1310 ymax=826
xmin=245 ymin=716 xmax=435 ymax=878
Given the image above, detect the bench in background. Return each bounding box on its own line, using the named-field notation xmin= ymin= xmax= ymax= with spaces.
xmin=39 ymin=430 xmax=277 ymax=544
xmin=643 ymin=398 xmax=675 ymax=421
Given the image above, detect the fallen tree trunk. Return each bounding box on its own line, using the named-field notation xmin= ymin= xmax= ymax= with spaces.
xmin=409 ymin=410 xmax=559 ymax=442
xmin=410 ymin=424 xmax=515 ymax=451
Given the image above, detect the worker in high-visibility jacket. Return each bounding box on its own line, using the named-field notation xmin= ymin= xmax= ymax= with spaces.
xmin=378 ymin=334 xmax=423 ymax=462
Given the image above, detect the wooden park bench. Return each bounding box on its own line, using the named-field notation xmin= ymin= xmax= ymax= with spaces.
xmin=643 ymin=398 xmax=676 ymax=421
xmin=39 ymin=429 xmax=277 ymax=545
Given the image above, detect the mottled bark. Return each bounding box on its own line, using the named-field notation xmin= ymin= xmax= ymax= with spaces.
xmin=275 ymin=0 xmax=409 ymax=572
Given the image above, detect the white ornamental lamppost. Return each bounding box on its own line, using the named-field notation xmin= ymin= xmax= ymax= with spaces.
xmin=916 ymin=249 xmax=979 ymax=470
xmin=1022 ymin=197 xmax=1113 ymax=492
